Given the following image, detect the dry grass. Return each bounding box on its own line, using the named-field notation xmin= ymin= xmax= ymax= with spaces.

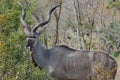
xmin=115 ymin=56 xmax=120 ymax=80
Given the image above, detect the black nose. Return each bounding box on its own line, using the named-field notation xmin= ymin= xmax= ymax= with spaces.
xmin=26 ymin=44 xmax=30 ymax=48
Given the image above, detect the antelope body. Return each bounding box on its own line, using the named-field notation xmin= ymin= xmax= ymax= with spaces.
xmin=18 ymin=2 xmax=117 ymax=80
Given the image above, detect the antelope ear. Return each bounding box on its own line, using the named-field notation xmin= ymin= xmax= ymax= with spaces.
xmin=35 ymin=26 xmax=46 ymax=35
xmin=23 ymin=26 xmax=31 ymax=36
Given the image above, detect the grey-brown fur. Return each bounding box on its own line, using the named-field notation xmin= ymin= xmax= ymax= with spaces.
xmin=18 ymin=2 xmax=117 ymax=80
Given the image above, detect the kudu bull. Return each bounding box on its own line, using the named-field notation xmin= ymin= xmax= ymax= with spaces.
xmin=18 ymin=2 xmax=117 ymax=80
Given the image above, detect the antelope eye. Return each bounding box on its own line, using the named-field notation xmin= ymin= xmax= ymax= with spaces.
xmin=26 ymin=36 xmax=36 ymax=39
xmin=28 ymin=36 xmax=36 ymax=38
xmin=32 ymin=36 xmax=36 ymax=38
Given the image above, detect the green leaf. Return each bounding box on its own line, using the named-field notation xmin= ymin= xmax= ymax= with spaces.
xmin=113 ymin=50 xmax=120 ymax=57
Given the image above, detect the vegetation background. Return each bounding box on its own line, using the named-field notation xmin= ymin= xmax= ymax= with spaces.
xmin=0 ymin=0 xmax=120 ymax=80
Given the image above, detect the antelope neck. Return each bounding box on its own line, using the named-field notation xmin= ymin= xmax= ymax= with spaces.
xmin=31 ymin=38 xmax=50 ymax=69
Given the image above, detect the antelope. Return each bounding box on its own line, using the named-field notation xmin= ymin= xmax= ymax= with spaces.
xmin=18 ymin=2 xmax=118 ymax=80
